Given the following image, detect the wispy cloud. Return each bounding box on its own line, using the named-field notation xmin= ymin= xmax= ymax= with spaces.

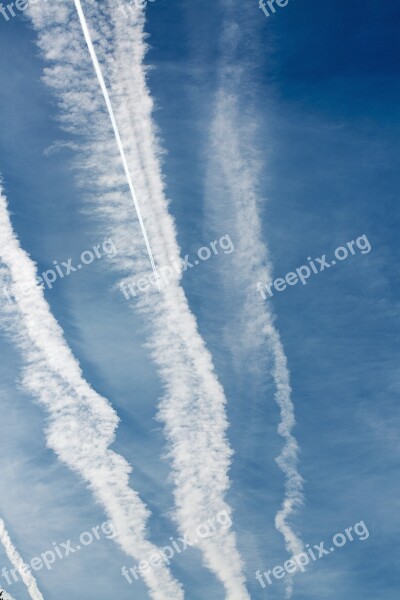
xmin=204 ymin=7 xmax=304 ymax=594
xmin=0 ymin=186 xmax=183 ymax=600
xmin=23 ymin=0 xmax=251 ymax=596
xmin=73 ymin=0 xmax=159 ymax=284
xmin=0 ymin=517 xmax=44 ymax=600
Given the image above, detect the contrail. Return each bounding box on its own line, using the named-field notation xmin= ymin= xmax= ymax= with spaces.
xmin=0 ymin=586 xmax=17 ymax=600
xmin=207 ymin=85 xmax=303 ymax=600
xmin=25 ymin=1 xmax=251 ymax=597
xmin=0 ymin=186 xmax=183 ymax=600
xmin=90 ymin=7 xmax=252 ymax=595
xmin=73 ymin=0 xmax=159 ymax=285
xmin=0 ymin=518 xmax=44 ymax=600
xmin=0 ymin=589 xmax=16 ymax=600
xmin=203 ymin=6 xmax=304 ymax=596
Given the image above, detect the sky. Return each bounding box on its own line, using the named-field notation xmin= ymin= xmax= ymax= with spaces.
xmin=0 ymin=1 xmax=399 ymax=599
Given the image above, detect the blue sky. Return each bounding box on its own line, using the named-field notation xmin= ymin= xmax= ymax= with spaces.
xmin=0 ymin=1 xmax=399 ymax=599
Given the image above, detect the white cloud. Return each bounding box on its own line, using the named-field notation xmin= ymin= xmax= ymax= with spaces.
xmin=22 ymin=0 xmax=251 ymax=597
xmin=0 ymin=186 xmax=183 ymax=600
xmin=203 ymin=7 xmax=304 ymax=592
xmin=0 ymin=518 xmax=44 ymax=600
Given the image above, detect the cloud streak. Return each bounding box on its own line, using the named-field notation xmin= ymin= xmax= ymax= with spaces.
xmin=73 ymin=0 xmax=159 ymax=283
xmin=0 ymin=184 xmax=183 ymax=600
xmin=0 ymin=590 xmax=16 ymax=600
xmin=0 ymin=518 xmax=44 ymax=600
xmin=23 ymin=0 xmax=251 ymax=597
xmin=203 ymin=6 xmax=304 ymax=594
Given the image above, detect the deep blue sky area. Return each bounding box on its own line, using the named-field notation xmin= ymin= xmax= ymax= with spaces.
xmin=0 ymin=1 xmax=399 ymax=599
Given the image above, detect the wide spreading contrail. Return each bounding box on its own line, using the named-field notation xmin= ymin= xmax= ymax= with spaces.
xmin=0 ymin=518 xmax=44 ymax=600
xmin=0 ymin=186 xmax=183 ymax=600
xmin=73 ymin=0 xmax=159 ymax=285
xmin=204 ymin=6 xmax=304 ymax=596
xmin=207 ymin=87 xmax=303 ymax=600
xmin=25 ymin=1 xmax=251 ymax=597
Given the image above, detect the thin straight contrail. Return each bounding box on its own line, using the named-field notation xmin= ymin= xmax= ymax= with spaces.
xmin=0 ymin=519 xmax=44 ymax=600
xmin=73 ymin=0 xmax=159 ymax=285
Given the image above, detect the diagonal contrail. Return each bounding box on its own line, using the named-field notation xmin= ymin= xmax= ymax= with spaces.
xmin=202 ymin=6 xmax=304 ymax=594
xmin=0 ymin=590 xmax=16 ymax=600
xmin=0 ymin=518 xmax=44 ymax=600
xmin=0 ymin=185 xmax=184 ymax=600
xmin=73 ymin=0 xmax=159 ymax=286
xmin=207 ymin=87 xmax=303 ymax=598
xmin=24 ymin=0 xmax=251 ymax=597
xmin=0 ymin=587 xmax=17 ymax=600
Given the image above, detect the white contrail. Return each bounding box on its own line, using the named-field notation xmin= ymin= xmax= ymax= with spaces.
xmin=0 ymin=587 xmax=17 ymax=600
xmin=207 ymin=88 xmax=303 ymax=600
xmin=73 ymin=0 xmax=159 ymax=285
xmin=0 ymin=518 xmax=44 ymax=600
xmin=204 ymin=9 xmax=304 ymax=596
xmin=25 ymin=1 xmax=251 ymax=597
xmin=0 ymin=186 xmax=183 ymax=600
